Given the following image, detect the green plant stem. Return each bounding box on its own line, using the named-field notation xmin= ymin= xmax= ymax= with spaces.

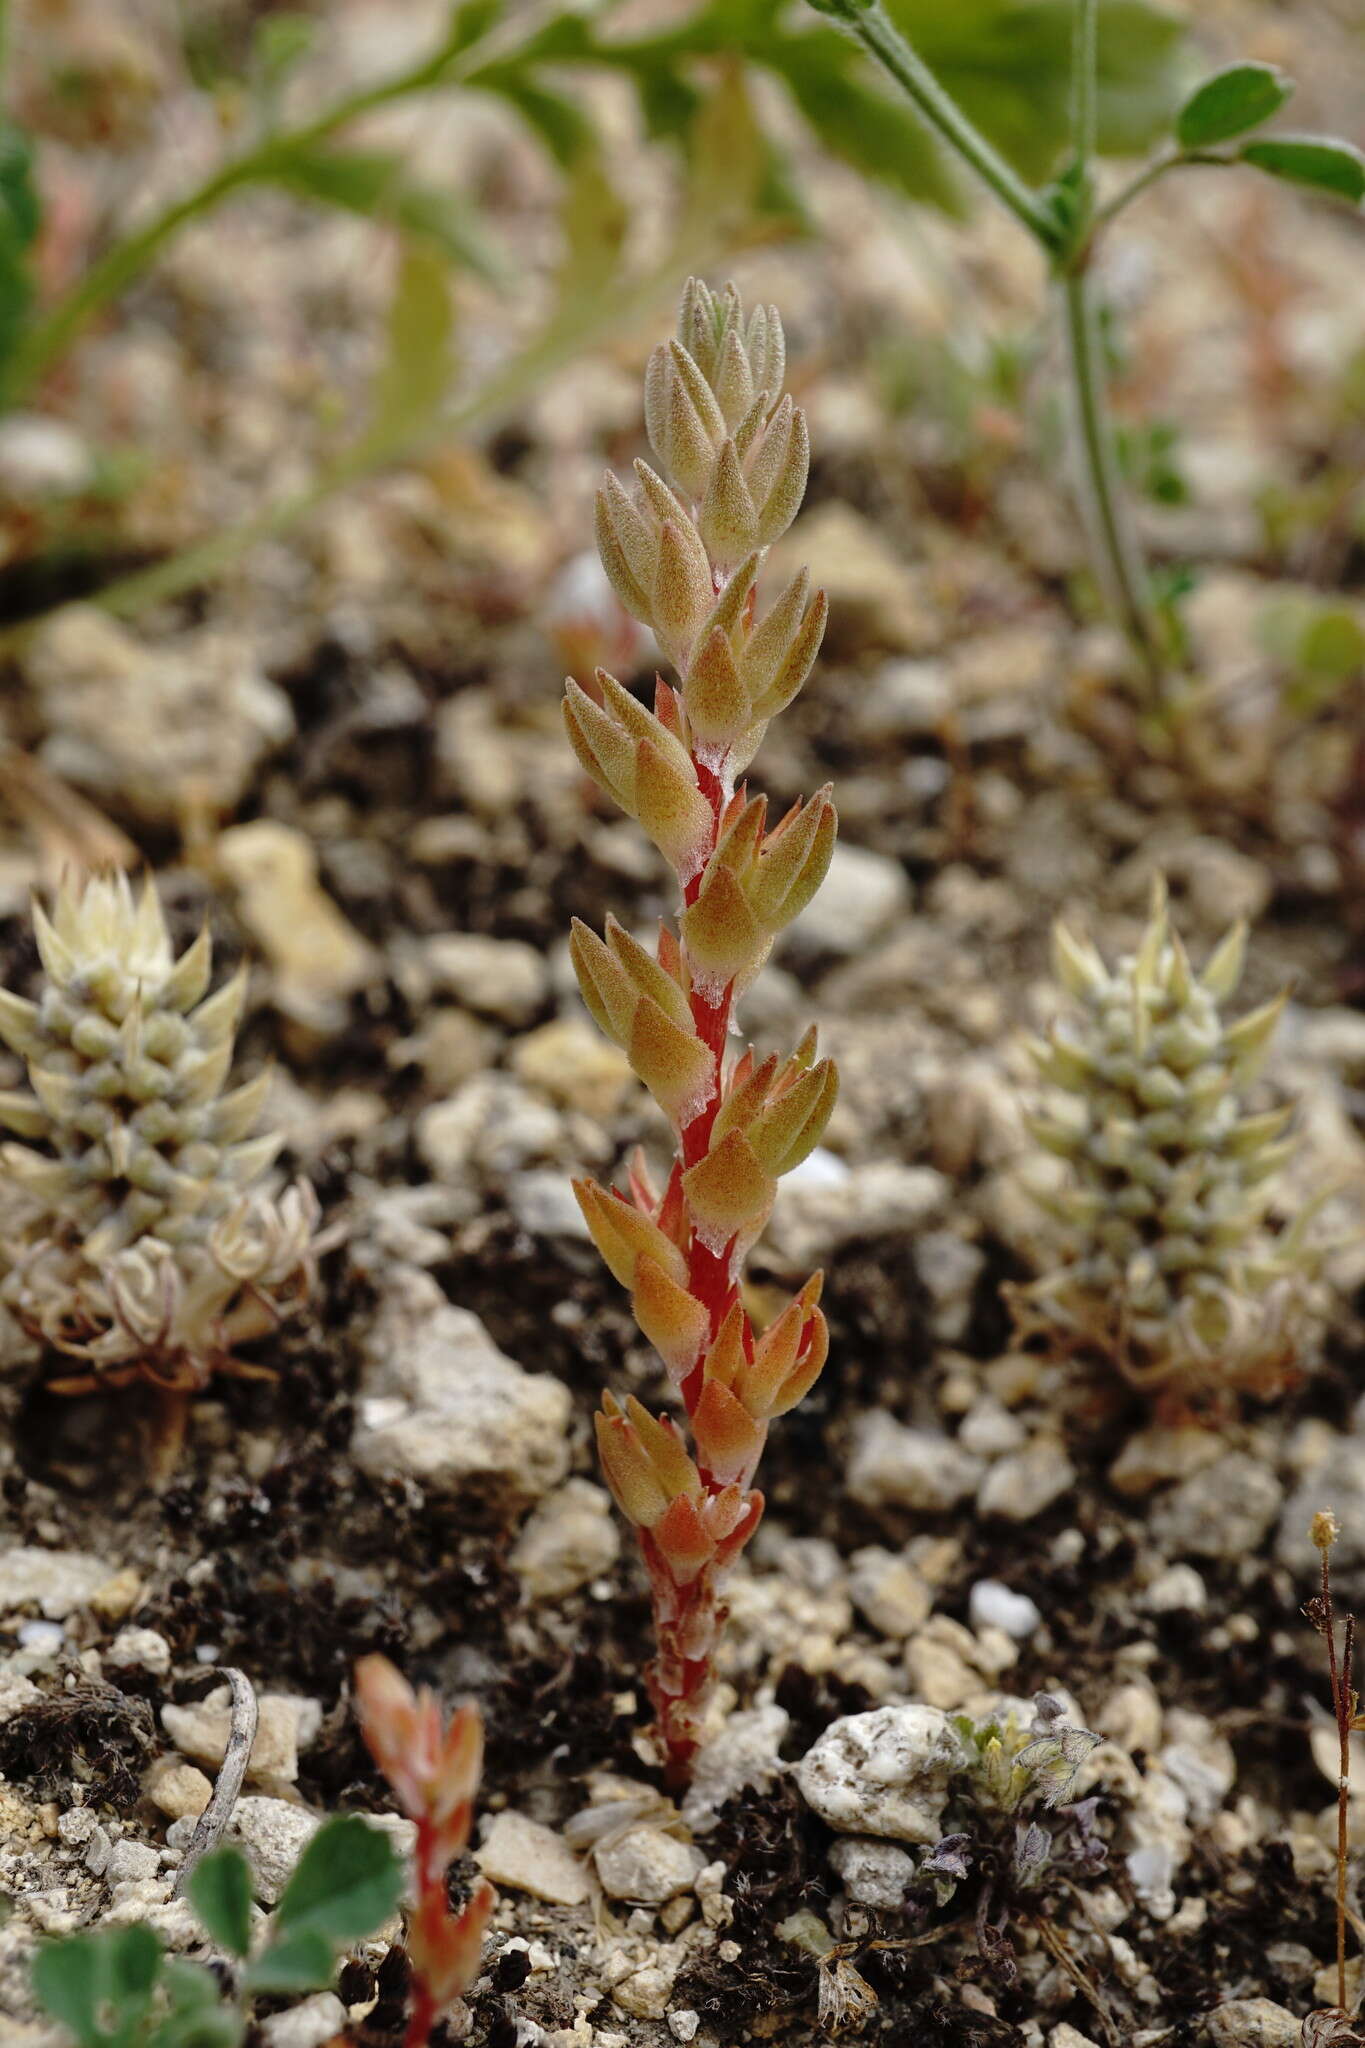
xmin=817 ymin=0 xmax=1169 ymax=696
xmin=1057 ymin=0 xmax=1165 ymax=691
xmin=1086 ymin=147 xmax=1229 ymax=243
xmin=2 ymin=10 xmax=498 ymax=405
xmin=817 ymin=0 xmax=1065 ymax=251
xmin=1071 ymin=0 xmax=1098 ymax=168
xmin=1058 ymin=266 xmax=1161 ymax=687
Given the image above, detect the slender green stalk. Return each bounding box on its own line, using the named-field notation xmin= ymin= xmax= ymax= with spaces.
xmin=813 ymin=1 xmax=1065 ymax=251
xmin=816 ymin=0 xmax=1169 ymax=696
xmin=1058 ymin=269 xmax=1161 ymax=687
xmin=1071 ymin=0 xmax=1098 ymax=170
xmin=2 ymin=10 xmax=496 ymax=405
xmin=1087 ymin=147 xmax=1231 ymax=243
xmin=19 ymin=236 xmax=726 ymax=630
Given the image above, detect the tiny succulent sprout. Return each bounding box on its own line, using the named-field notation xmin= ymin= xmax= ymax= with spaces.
xmin=565 ymin=279 xmax=837 ymax=1785
xmin=0 ymin=873 xmax=318 ymax=1468
xmin=355 ymin=1655 xmax=495 ymax=2048
xmin=1012 ymin=876 xmax=1321 ymax=1410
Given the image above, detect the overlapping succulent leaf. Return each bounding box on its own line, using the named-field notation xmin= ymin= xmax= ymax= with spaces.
xmin=1017 ymin=878 xmax=1317 ymax=1399
xmin=354 ymin=1655 xmax=495 ymax=2016
xmin=0 ymin=873 xmax=317 ymax=1387
xmin=564 ymin=281 xmax=839 ymax=1778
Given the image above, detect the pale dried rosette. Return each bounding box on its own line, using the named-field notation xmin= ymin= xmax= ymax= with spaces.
xmin=0 ymin=873 xmax=319 ymax=1462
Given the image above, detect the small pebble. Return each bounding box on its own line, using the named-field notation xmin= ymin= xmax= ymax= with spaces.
xmin=967 ymin=1580 xmax=1042 ymax=1640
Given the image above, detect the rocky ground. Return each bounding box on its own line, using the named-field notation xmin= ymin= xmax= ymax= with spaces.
xmin=2 ymin=2 xmax=1365 ymax=2045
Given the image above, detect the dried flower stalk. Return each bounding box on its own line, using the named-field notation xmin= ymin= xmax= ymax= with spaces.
xmin=0 ymin=874 xmax=318 ymax=1462
xmin=355 ymin=1655 xmax=495 ymax=2048
xmin=565 ymin=279 xmax=837 ymax=1784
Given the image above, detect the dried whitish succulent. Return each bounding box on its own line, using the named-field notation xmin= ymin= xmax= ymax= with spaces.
xmin=0 ymin=873 xmax=318 ymax=1395
xmin=1012 ymin=878 xmax=1320 ymax=1405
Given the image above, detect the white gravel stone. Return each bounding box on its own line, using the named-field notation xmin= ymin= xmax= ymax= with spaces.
xmin=0 ymin=1671 xmax=41 ymax=1721
xmin=510 ymin=1479 xmax=620 ymax=1600
xmin=682 ymin=1705 xmax=791 ymax=1833
xmin=229 ymin=1797 xmax=319 ymax=1904
xmin=667 ymin=2012 xmax=701 ymax=2044
xmin=1150 ymin=1453 xmax=1283 ymax=1560
xmin=977 ymin=1440 xmax=1076 ymax=1522
xmin=846 ymin=1415 xmax=984 ymax=1514
xmin=507 ymin=1169 xmax=590 ymax=1240
xmin=0 ymin=414 xmax=94 ymax=495
xmin=0 ymin=1549 xmax=114 ymax=1620
xmin=1204 ymin=1998 xmax=1299 ymax=2047
xmin=1278 ymin=1437 xmax=1365 ymax=1577
xmin=162 ymin=1687 xmax=304 ymax=1784
xmin=424 ymin=932 xmax=548 ymax=1024
xmin=1098 ymin=1682 xmax=1163 ymax=1756
xmin=610 ymin=1951 xmax=683 ymax=2020
xmin=859 ymin=658 xmax=952 ymax=737
xmin=261 ymin=1994 xmax=349 ymax=2048
xmin=848 ymin=1548 xmax=933 ymax=1640
xmin=1138 ymin=1564 xmax=1208 ymax=1614
xmin=1109 ymin=1425 xmax=1223 ymax=1498
xmin=1160 ymin=1711 xmax=1235 ymax=1823
xmin=787 ymin=840 xmax=912 ymax=957
xmin=106 ymin=1839 xmax=160 ymax=1885
xmin=416 ymin=1074 xmax=562 ymax=1182
xmin=917 ymin=1231 xmax=985 ymax=1339
xmin=827 ymin=1835 xmax=917 ymax=1909
xmin=31 ymin=609 xmax=295 ymax=828
xmin=958 ymin=1398 xmax=1028 ymax=1459
xmin=145 ymin=1760 xmax=213 ymax=1821
xmin=17 ymin=1621 xmax=63 ymax=1654
xmin=474 ymin=1811 xmax=589 ymax=1905
xmin=108 ymin=1628 xmax=172 ymax=1677
xmin=796 ymin=1704 xmax=962 ymax=1844
xmin=217 ymin=820 xmax=377 ymax=1021
xmin=351 ymin=1267 xmax=571 ymax=1506
xmin=967 ymin=1580 xmax=1042 ymax=1641
xmin=593 ymin=1826 xmax=706 ymax=1904
xmin=770 ymin=1162 xmax=948 ymax=1269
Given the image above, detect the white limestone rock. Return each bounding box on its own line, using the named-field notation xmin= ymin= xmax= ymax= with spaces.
xmin=796 ymin=1705 xmax=962 ymax=1844
xmin=351 ymin=1268 xmax=571 ymax=1506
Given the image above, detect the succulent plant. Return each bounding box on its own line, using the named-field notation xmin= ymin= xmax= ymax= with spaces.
xmin=0 ymin=873 xmax=318 ymax=1414
xmin=1015 ymin=878 xmax=1318 ymax=1404
xmin=566 ymin=279 xmax=837 ymax=1783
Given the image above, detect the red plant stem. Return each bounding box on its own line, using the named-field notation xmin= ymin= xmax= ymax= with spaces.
xmin=1321 ymin=1544 xmax=1352 ymax=2014
xmin=678 ymin=753 xmax=740 ymax=1419
xmin=403 ymin=1816 xmax=442 ymax=2048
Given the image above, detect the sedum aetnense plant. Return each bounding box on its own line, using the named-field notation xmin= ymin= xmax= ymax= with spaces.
xmin=355 ymin=1655 xmax=495 ymax=2048
xmin=1015 ymin=878 xmax=1319 ymax=1406
xmin=565 ymin=279 xmax=837 ymax=1784
xmin=0 ymin=874 xmax=318 ymax=1440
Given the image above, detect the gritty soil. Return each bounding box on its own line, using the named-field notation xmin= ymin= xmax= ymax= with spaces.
xmin=3 ymin=2 xmax=1365 ymax=2046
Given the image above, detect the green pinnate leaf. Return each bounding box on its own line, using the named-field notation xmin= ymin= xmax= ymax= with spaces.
xmin=271 ymin=1814 xmax=404 ymax=1947
xmin=186 ymin=1847 xmax=253 ymax=1960
xmin=240 ymin=1926 xmax=336 ymax=1997
xmin=1175 ymin=62 xmax=1293 ymax=148
xmin=358 ymin=241 xmax=456 ymax=459
xmin=149 ymin=1962 xmax=245 ymax=2048
xmin=32 ymin=1924 xmax=163 ymax=2048
xmin=259 ymin=144 xmax=502 ymax=281
xmin=1238 ymin=134 xmax=1365 ymax=205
